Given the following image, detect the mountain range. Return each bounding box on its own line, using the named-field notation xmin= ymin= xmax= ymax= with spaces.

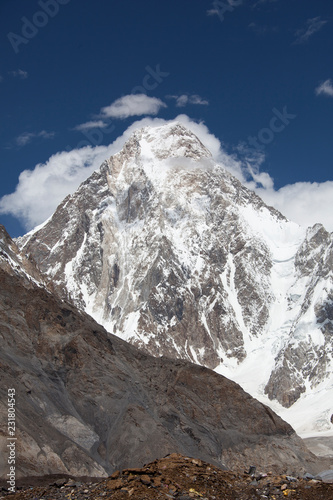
xmin=1 ymin=223 xmax=326 ymax=479
xmin=15 ymin=122 xmax=333 ymax=437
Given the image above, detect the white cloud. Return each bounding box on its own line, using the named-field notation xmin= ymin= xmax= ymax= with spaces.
xmin=294 ymin=17 xmax=327 ymax=44
xmin=100 ymin=94 xmax=167 ymax=119
xmin=0 ymin=145 xmax=114 ymax=230
xmin=15 ymin=130 xmax=55 ymax=147
xmin=190 ymin=95 xmax=209 ymax=106
xmin=254 ymin=182 xmax=333 ymax=231
xmin=73 ymin=120 xmax=108 ymax=131
xmin=1 ymin=116 xmax=333 ymax=233
xmin=9 ymin=69 xmax=28 ymax=79
xmin=168 ymin=94 xmax=209 ymax=107
xmin=315 ymin=79 xmax=333 ymax=97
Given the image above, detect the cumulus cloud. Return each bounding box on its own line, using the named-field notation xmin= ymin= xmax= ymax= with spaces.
xmin=0 ymin=145 xmax=114 ymax=230
xmin=255 ymin=182 xmax=333 ymax=231
xmin=315 ymin=79 xmax=333 ymax=97
xmin=1 ymin=116 xmax=333 ymax=233
xmin=294 ymin=17 xmax=327 ymax=44
xmin=9 ymin=69 xmax=28 ymax=79
xmin=73 ymin=95 xmax=167 ymax=131
xmin=15 ymin=130 xmax=55 ymax=147
xmin=168 ymin=94 xmax=209 ymax=107
xmin=101 ymin=94 xmax=167 ymax=119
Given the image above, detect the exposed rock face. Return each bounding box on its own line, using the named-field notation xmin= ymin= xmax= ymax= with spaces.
xmin=16 ymin=123 xmax=333 ymax=434
xmin=264 ymin=224 xmax=333 ymax=408
xmin=0 ymin=225 xmax=46 ymax=285
xmin=0 ymin=231 xmax=324 ymax=479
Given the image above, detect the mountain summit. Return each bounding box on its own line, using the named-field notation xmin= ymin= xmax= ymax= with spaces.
xmin=17 ymin=122 xmax=333 ymax=436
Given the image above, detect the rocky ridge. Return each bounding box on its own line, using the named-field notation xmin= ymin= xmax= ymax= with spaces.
xmin=16 ymin=122 xmax=333 ymax=435
xmin=0 ymin=225 xmax=46 ymax=287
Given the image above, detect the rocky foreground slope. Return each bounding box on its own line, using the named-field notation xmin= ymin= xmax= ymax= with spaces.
xmin=2 ymin=454 xmax=333 ymax=500
xmin=0 ymin=226 xmax=329 ymax=480
xmin=16 ymin=122 xmax=333 ymax=435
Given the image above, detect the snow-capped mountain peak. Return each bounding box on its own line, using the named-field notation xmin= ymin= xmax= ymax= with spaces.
xmin=133 ymin=122 xmax=213 ymax=160
xmin=16 ymin=123 xmax=333 ymax=437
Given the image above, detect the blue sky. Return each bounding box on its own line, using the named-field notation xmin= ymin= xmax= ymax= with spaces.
xmin=0 ymin=0 xmax=332 ymax=237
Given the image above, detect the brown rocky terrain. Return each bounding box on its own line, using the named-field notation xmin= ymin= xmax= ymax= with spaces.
xmin=0 ymin=228 xmax=331 ymax=481
xmin=0 ymin=225 xmax=47 ymax=286
xmin=2 ymin=453 xmax=333 ymax=499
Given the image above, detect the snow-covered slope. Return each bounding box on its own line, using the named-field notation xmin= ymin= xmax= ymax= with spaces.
xmin=17 ymin=122 xmax=333 ymax=436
